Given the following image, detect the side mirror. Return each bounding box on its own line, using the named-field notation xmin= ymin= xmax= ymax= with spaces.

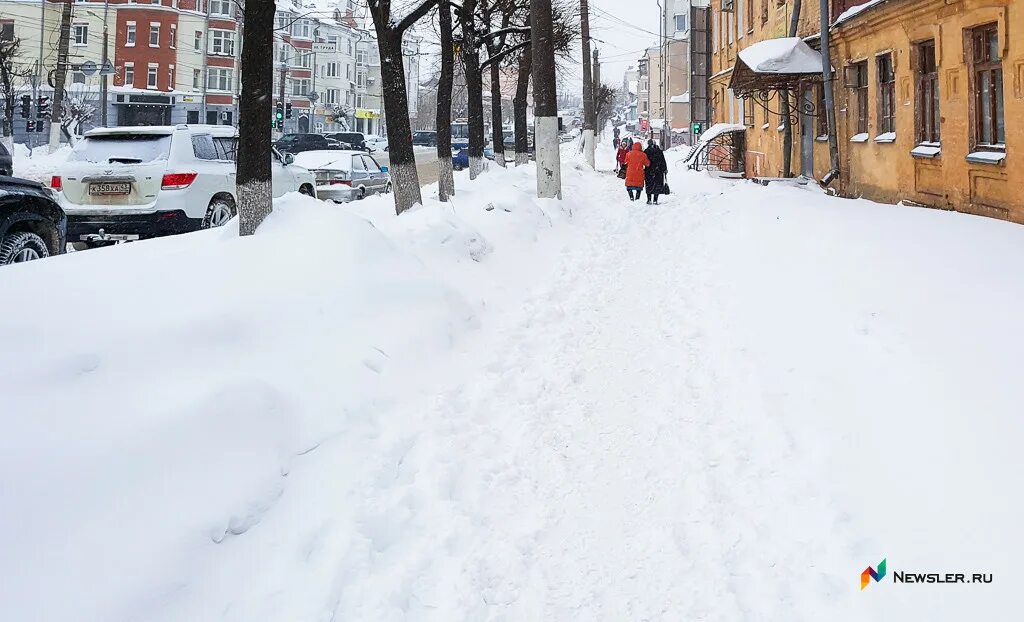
xmin=283 ymin=153 xmax=295 ymax=165
xmin=380 ymin=166 xmax=389 ymax=173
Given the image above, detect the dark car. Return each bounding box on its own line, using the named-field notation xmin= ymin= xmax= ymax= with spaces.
xmin=275 ymin=133 xmax=344 ymax=154
xmin=0 ymin=176 xmax=67 ymax=265
xmin=0 ymin=142 xmax=12 ymax=176
xmin=326 ymin=132 xmax=369 ymax=152
xmin=412 ymin=131 xmax=437 ymax=147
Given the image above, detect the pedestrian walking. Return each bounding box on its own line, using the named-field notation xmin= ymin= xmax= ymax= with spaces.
xmin=623 ymin=142 xmax=649 ymax=201
xmin=643 ymin=139 xmax=668 ymax=204
xmin=615 ymin=142 xmax=629 ymax=176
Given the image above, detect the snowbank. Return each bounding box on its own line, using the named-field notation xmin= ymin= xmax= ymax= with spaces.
xmin=11 ymin=143 xmax=72 ymax=184
xmin=0 ymin=167 xmax=578 ymax=621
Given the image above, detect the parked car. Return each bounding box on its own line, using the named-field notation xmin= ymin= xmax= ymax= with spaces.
xmin=275 ymin=133 xmax=345 ymax=154
xmin=0 ymin=175 xmax=66 ymax=265
xmin=412 ymin=131 xmax=437 ymax=147
xmin=0 ymin=142 xmax=12 ymax=176
xmin=325 ymin=132 xmax=369 ymax=152
xmin=451 ymin=147 xmax=495 ymax=170
xmin=206 ymin=126 xmax=317 ymax=200
xmin=293 ymin=150 xmax=391 ymax=203
xmin=364 ymin=134 xmax=389 ymax=152
xmin=54 ymin=125 xmax=317 ymax=245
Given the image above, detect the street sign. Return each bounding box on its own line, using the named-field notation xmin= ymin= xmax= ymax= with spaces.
xmin=80 ymin=61 xmax=97 ymax=76
xmin=307 ymin=91 xmax=318 ymax=102
xmin=100 ymin=59 xmax=115 ymax=76
xmin=312 ymin=42 xmax=337 ymax=53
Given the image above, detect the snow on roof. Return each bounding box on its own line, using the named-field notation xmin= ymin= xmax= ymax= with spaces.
xmin=833 ymin=0 xmax=887 ymax=26
xmin=669 ymin=92 xmax=690 ymax=104
xmin=683 ymin=122 xmax=746 ymax=163
xmin=738 ymin=37 xmax=823 ymax=74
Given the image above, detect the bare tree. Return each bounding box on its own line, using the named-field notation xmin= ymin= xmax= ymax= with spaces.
xmin=236 ymin=0 xmax=276 ymax=235
xmin=48 ymin=0 xmax=73 ymax=153
xmin=436 ymin=0 xmax=456 ymax=200
xmin=368 ymin=0 xmax=437 ymax=213
xmin=0 ymin=36 xmax=31 ymax=153
xmin=458 ymin=0 xmax=486 ymax=179
xmin=511 ymin=43 xmax=531 ymax=166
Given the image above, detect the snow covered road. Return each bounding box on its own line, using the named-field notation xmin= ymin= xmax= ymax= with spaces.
xmin=3 ymin=153 xmax=1022 ymax=620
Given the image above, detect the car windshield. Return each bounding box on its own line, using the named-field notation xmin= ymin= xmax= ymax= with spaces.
xmin=70 ymin=134 xmax=172 ymax=164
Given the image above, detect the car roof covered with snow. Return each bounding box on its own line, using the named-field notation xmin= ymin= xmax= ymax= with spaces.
xmin=83 ymin=125 xmax=235 ymax=138
xmin=292 ymin=150 xmax=363 ymax=171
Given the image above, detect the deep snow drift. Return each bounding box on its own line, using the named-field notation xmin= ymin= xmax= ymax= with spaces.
xmin=2 ymin=150 xmax=1022 ymax=620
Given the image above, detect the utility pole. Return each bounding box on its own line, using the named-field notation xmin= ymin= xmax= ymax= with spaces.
xmin=531 ymin=0 xmax=561 ymax=199
xmin=279 ymin=63 xmax=287 ymax=135
xmin=101 ymin=0 xmax=109 ymax=126
xmin=48 ymin=0 xmax=73 ymax=153
xmin=592 ymin=48 xmax=600 ymax=136
xmin=580 ymin=0 xmax=595 ymax=168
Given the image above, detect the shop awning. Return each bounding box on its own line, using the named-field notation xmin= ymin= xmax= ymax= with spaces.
xmin=728 ymin=37 xmax=829 ymax=95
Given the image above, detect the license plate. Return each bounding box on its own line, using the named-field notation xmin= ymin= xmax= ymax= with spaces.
xmin=89 ymin=182 xmax=131 ymax=196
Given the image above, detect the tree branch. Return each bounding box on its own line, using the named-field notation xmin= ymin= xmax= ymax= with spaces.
xmin=480 ymin=39 xmax=530 ymax=70
xmin=479 ymin=26 xmax=530 ymax=42
xmin=397 ymin=0 xmax=439 ymax=32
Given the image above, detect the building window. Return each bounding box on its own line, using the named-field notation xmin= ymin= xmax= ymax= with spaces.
xmin=207 ymin=67 xmax=232 ymax=91
xmin=209 ymin=30 xmax=235 ymax=56
xmin=326 ymin=88 xmax=338 ymax=104
xmin=149 ymin=23 xmax=160 ymax=47
xmin=356 ymin=69 xmax=366 ymax=88
xmin=325 ymin=62 xmax=338 ymax=77
xmin=193 ymin=68 xmax=201 ymax=89
xmin=187 ymin=110 xmax=199 ymax=124
xmin=276 ymin=45 xmax=289 ymax=64
xmin=1 ymin=21 xmax=14 ymax=42
xmin=170 ymin=24 xmax=176 ymax=49
xmin=356 ymin=49 xmax=367 ymax=66
xmin=816 ymin=84 xmax=828 ymax=136
xmin=298 ymin=52 xmax=312 ymax=69
xmin=292 ymin=78 xmax=310 ymax=96
xmin=846 ymin=61 xmax=869 ymax=135
xmin=147 ymin=64 xmax=158 ymax=89
xmin=674 ymin=14 xmax=687 ymax=33
xmin=744 ymin=0 xmax=753 ymax=33
xmin=72 ymin=71 xmax=86 ymax=85
xmin=208 ymin=0 xmax=231 ymax=16
xmin=916 ymin=40 xmax=939 ymax=144
xmin=346 ymin=64 xmax=352 ymax=80
xmin=291 ymin=19 xmax=312 ymax=39
xmin=761 ymin=0 xmax=768 ymax=25
xmin=969 ymin=23 xmax=1004 ymax=149
xmin=73 ymin=23 xmax=88 ymax=46
xmin=194 ymin=31 xmax=202 ymax=51
xmin=347 ymin=38 xmax=353 ymax=55
xmin=876 ymin=53 xmax=895 ymax=135
xmin=742 ymin=97 xmax=754 ymax=126
xmin=168 ymin=65 xmax=174 ymax=88
xmin=125 ymin=63 xmax=134 ymax=87
xmin=126 ymin=22 xmax=136 ymax=46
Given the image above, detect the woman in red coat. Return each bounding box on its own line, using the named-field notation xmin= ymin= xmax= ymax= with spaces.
xmin=615 ymin=143 xmax=629 ymax=175
xmin=623 ymin=142 xmax=649 ymax=201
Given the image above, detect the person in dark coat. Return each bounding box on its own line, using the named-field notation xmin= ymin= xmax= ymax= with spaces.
xmin=643 ymin=139 xmax=668 ymax=204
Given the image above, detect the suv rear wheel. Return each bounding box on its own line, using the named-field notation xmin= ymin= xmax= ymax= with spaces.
xmin=203 ymin=198 xmax=236 ymax=228
xmin=0 ymin=231 xmax=49 ymax=265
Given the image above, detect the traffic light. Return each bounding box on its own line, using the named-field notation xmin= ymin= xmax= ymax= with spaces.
xmin=26 ymin=120 xmax=35 ymax=132
xmin=36 ymin=119 xmax=45 ymax=132
xmin=691 ymin=122 xmax=703 ymax=135
xmin=37 ymin=95 xmax=50 ymax=118
xmin=20 ymin=95 xmax=31 ymax=118
xmin=275 ymin=102 xmax=284 ymax=128
xmin=285 ymin=103 xmax=292 ymax=119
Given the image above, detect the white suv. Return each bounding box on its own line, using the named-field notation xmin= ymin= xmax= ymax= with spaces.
xmin=55 ymin=125 xmax=316 ymax=244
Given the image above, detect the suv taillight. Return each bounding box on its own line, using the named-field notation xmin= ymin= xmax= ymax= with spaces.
xmin=50 ymin=175 xmax=62 ymax=190
xmin=161 ymin=172 xmax=198 ymax=190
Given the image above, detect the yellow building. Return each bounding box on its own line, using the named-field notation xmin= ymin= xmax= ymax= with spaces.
xmin=708 ymin=0 xmax=1023 ymax=224
xmin=832 ymin=0 xmax=1020 ymax=223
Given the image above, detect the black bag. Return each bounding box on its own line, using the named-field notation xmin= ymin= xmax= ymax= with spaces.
xmin=661 ymin=182 xmax=670 ymax=195
xmin=617 ymin=167 xmax=626 ymax=179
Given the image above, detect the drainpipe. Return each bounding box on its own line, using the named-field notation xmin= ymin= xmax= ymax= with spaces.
xmin=781 ymin=0 xmax=801 ymax=178
xmin=819 ymin=0 xmax=840 ymax=185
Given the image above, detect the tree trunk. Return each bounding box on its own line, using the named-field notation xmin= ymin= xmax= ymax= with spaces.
xmin=459 ymin=0 xmax=485 ymax=179
xmin=48 ymin=0 xmax=73 ymax=153
xmin=488 ymin=61 xmax=505 ymax=167
xmin=531 ymin=0 xmax=561 ymax=199
xmin=579 ymin=0 xmax=595 ymax=168
xmin=513 ymin=46 xmax=531 ymax=166
xmin=373 ymin=30 xmax=422 ymax=213
xmin=236 ymin=0 xmax=276 ymax=236
xmin=436 ymin=0 xmax=455 ymax=200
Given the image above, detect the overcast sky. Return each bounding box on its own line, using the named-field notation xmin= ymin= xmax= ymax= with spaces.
xmin=583 ymin=0 xmax=663 ymax=86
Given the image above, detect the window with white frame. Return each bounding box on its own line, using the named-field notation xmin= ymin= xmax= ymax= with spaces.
xmin=149 ymin=23 xmax=160 ymax=47
xmin=298 ymin=52 xmax=312 ymax=68
xmin=147 ymin=63 xmax=159 ymax=88
xmin=674 ymin=14 xmax=687 ymax=33
xmin=208 ymin=0 xmax=231 ymax=16
xmin=356 ymin=49 xmax=367 ymax=65
xmin=209 ymin=29 xmax=235 ymax=56
xmin=168 ymin=64 xmax=175 ymax=89
xmin=207 ymin=67 xmax=232 ymax=91
xmin=345 ymin=90 xmax=352 ymax=105
xmin=356 ymin=93 xmax=363 ymax=108
xmin=73 ymin=23 xmax=88 ymax=46
xmin=193 ymin=68 xmax=201 ymax=89
xmin=194 ymin=30 xmax=202 ymax=51
xmin=276 ymin=44 xmax=289 ymax=64
xmin=347 ymin=38 xmax=353 ymax=55
xmin=170 ymin=24 xmax=176 ymax=48
xmin=292 ymin=78 xmax=310 ymax=96
xmin=356 ymin=69 xmax=365 ymax=87
xmin=346 ymin=63 xmax=351 ymax=80
xmin=291 ymin=19 xmax=312 ymax=39
xmin=325 ymin=88 xmax=338 ymax=104
xmin=124 ymin=62 xmax=134 ymax=86
xmin=126 ymin=21 xmax=136 ymax=46
xmin=325 ymin=62 xmax=339 ymax=77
